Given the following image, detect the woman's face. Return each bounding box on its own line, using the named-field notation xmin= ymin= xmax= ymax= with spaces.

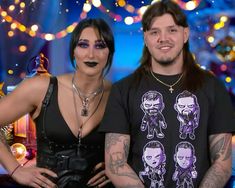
xmin=74 ymin=27 xmax=109 ymax=77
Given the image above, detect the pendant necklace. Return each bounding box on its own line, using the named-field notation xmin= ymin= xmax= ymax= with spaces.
xmin=150 ymin=70 xmax=183 ymax=93
xmin=72 ymin=77 xmax=104 ymax=148
xmin=72 ymin=75 xmax=103 ymax=116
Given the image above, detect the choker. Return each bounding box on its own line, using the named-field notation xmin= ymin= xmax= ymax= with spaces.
xmin=150 ymin=70 xmax=183 ymax=93
xmin=72 ymin=75 xmax=103 ymax=116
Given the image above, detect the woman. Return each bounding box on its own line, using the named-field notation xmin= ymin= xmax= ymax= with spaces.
xmin=0 ymin=18 xmax=115 ymax=188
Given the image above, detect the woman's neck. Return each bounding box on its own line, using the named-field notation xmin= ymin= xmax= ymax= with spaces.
xmin=72 ymin=73 xmax=103 ymax=94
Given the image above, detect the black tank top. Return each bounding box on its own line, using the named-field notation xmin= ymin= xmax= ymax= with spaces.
xmin=34 ymin=77 xmax=109 ymax=187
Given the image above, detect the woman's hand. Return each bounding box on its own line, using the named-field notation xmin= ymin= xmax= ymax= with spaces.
xmin=12 ymin=165 xmax=58 ymax=188
xmin=87 ymin=162 xmax=111 ymax=187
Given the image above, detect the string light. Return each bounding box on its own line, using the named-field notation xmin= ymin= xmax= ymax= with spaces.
xmin=0 ymin=6 xmax=77 ymax=40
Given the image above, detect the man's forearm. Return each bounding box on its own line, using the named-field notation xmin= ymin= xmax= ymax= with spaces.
xmin=107 ymin=159 xmax=144 ymax=188
xmin=199 ymin=162 xmax=231 ymax=188
xmin=200 ymin=133 xmax=232 ymax=188
xmin=105 ymin=133 xmax=144 ymax=188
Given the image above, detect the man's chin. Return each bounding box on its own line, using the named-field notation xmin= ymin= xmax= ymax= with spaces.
xmin=157 ymin=60 xmax=174 ymax=66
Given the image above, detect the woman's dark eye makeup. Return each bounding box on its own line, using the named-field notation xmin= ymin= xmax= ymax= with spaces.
xmin=77 ymin=39 xmax=107 ymax=49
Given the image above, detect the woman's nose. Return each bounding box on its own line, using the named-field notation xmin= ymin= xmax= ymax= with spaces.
xmin=88 ymin=46 xmax=95 ymax=58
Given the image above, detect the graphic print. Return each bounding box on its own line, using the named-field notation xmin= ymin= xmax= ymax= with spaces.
xmin=140 ymin=91 xmax=167 ymax=139
xmin=172 ymin=141 xmax=197 ymax=188
xmin=174 ymin=91 xmax=200 ymax=140
xmin=139 ymin=141 xmax=166 ymax=188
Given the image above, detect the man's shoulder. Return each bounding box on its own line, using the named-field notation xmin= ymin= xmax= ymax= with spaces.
xmin=113 ymin=72 xmax=136 ymax=86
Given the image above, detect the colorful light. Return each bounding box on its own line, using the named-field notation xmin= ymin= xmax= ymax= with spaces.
xmin=92 ymin=0 xmax=101 ymax=7
xmin=8 ymin=31 xmax=14 ymax=37
xmin=225 ymin=77 xmax=232 ymax=83
xmin=117 ymin=0 xmax=126 ymax=7
xmin=8 ymin=70 xmax=14 ymax=75
xmin=124 ymin=16 xmax=134 ymax=25
xmin=8 ymin=5 xmax=15 ymax=11
xmin=11 ymin=143 xmax=27 ymax=161
xmin=19 ymin=45 xmax=27 ymax=52
xmin=173 ymin=0 xmax=201 ymax=10
xmin=31 ymin=24 xmax=38 ymax=32
xmin=83 ymin=2 xmax=92 ymax=12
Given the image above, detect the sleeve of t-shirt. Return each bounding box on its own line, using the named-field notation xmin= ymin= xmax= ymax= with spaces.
xmin=99 ymin=83 xmax=130 ymax=134
xmin=208 ymin=78 xmax=235 ymax=135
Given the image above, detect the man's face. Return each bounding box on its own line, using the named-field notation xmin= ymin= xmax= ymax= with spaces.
xmin=176 ymin=148 xmax=193 ymax=169
xmin=143 ymin=147 xmax=163 ymax=168
xmin=176 ymin=96 xmax=196 ymax=115
xmin=144 ymin=13 xmax=189 ymax=67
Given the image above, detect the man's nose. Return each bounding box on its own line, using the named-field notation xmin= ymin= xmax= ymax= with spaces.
xmin=158 ymin=32 xmax=168 ymax=43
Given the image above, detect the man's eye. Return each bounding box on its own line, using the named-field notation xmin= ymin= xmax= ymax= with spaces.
xmin=77 ymin=42 xmax=89 ymax=48
xmin=150 ymin=31 xmax=158 ymax=35
xmin=170 ymin=28 xmax=177 ymax=33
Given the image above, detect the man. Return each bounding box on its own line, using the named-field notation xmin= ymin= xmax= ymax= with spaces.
xmin=99 ymin=1 xmax=235 ymax=187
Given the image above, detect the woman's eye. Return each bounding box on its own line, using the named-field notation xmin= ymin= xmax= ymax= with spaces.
xmin=77 ymin=42 xmax=89 ymax=48
xmin=95 ymin=42 xmax=107 ymax=49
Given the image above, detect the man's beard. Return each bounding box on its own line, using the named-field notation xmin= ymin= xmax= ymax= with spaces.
xmin=156 ymin=59 xmax=174 ymax=66
xmin=153 ymin=49 xmax=182 ymax=66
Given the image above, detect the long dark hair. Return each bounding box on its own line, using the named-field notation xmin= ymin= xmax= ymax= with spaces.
xmin=135 ymin=1 xmax=206 ymax=91
xmin=69 ymin=18 xmax=115 ymax=75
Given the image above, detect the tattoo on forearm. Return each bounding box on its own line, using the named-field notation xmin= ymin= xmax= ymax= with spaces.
xmin=200 ymin=163 xmax=230 ymax=188
xmin=105 ymin=133 xmax=122 ymax=152
xmin=109 ymin=152 xmax=125 ymax=173
xmin=108 ymin=152 xmax=139 ymax=180
xmin=210 ymin=134 xmax=231 ymax=162
xmin=0 ymin=129 xmax=11 ymax=152
xmin=124 ymin=139 xmax=129 ymax=158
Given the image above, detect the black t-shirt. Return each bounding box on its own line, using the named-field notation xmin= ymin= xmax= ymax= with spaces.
xmin=99 ymin=71 xmax=235 ymax=187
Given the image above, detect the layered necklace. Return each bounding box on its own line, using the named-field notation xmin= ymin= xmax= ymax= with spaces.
xmin=150 ymin=70 xmax=183 ymax=93
xmin=72 ymin=74 xmax=104 ymax=147
xmin=72 ymin=75 xmax=103 ymax=116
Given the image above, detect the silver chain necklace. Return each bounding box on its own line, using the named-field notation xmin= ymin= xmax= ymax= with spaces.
xmin=72 ymin=74 xmax=104 ymax=147
xmin=72 ymin=75 xmax=103 ymax=116
xmin=150 ymin=70 xmax=183 ymax=93
xmin=72 ymin=85 xmax=104 ymax=147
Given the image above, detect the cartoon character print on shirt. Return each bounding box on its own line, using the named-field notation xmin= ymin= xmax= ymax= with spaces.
xmin=174 ymin=91 xmax=200 ymax=140
xmin=172 ymin=141 xmax=197 ymax=188
xmin=139 ymin=141 xmax=166 ymax=188
xmin=140 ymin=91 xmax=167 ymax=139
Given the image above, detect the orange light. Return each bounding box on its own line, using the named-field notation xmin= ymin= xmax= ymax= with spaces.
xmin=18 ymin=45 xmax=27 ymax=52
xmin=11 ymin=143 xmax=27 ymax=161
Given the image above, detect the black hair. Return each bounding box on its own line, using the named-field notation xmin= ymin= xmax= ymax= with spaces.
xmin=69 ymin=18 xmax=115 ymax=75
xmin=134 ymin=1 xmax=207 ymax=92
